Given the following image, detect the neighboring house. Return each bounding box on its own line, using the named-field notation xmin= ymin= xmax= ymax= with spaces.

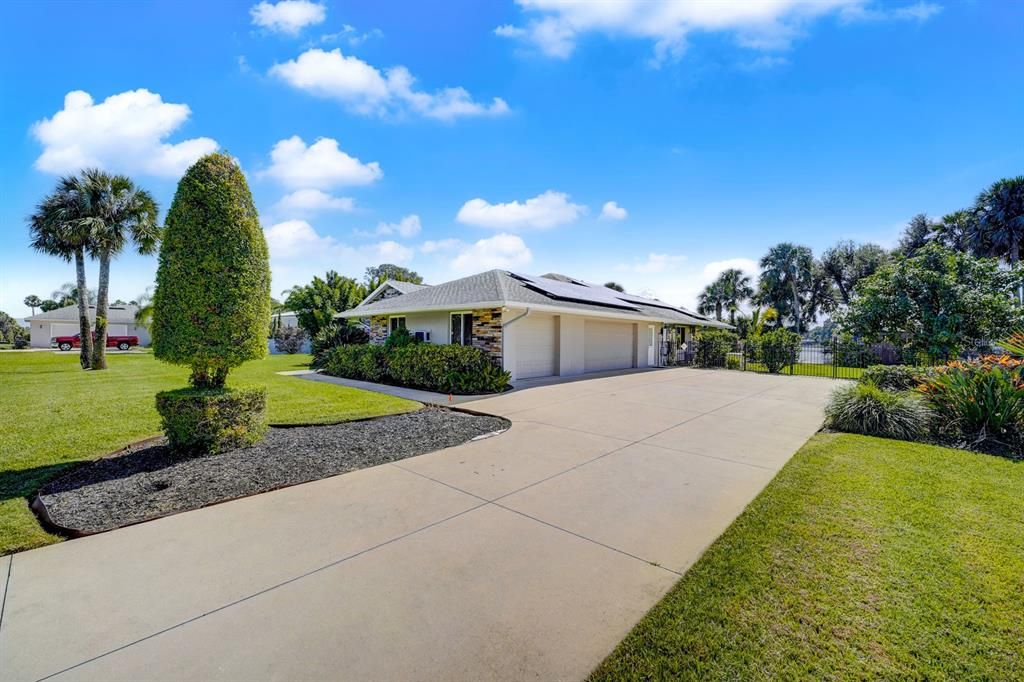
xmin=25 ymin=304 xmax=150 ymax=348
xmin=338 ymin=270 xmax=731 ymax=382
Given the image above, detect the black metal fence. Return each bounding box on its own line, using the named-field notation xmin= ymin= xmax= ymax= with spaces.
xmin=677 ymin=338 xmax=949 ymax=380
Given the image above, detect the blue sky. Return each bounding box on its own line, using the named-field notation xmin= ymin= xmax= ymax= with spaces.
xmin=2 ymin=0 xmax=1022 ymax=318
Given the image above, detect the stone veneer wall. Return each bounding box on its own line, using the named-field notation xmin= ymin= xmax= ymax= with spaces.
xmin=369 ymin=316 xmax=389 ymax=344
xmin=472 ymin=308 xmax=503 ymax=364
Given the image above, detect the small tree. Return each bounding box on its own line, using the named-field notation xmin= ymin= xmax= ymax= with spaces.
xmin=23 ymin=295 xmax=42 ymax=316
xmin=839 ymin=243 xmax=1023 ymax=359
xmin=152 ymin=153 xmax=271 ymax=453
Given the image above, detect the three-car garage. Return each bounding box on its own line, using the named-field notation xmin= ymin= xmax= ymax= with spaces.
xmin=509 ymin=312 xmax=657 ymax=381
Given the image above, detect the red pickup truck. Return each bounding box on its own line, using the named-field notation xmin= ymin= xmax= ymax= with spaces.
xmin=54 ymin=333 xmax=139 ymax=352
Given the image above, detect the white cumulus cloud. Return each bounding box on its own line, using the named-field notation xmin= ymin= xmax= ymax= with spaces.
xmin=250 ymin=0 xmax=325 ymax=35
xmin=451 ymin=234 xmax=534 ymax=274
xmin=372 ymin=215 xmax=422 ymax=238
xmin=262 ymin=135 xmax=382 ymax=189
xmin=420 ymin=238 xmax=464 ymax=254
xmin=456 ymin=190 xmax=586 ymax=230
xmin=274 ymin=188 xmax=354 ymax=215
xmin=264 ymin=219 xmax=414 ymax=291
xmin=31 ymin=89 xmax=218 ymax=178
xmin=600 ymin=201 xmax=628 ymax=220
xmin=269 ymin=48 xmax=510 ymax=120
xmin=619 ymin=252 xmax=687 ymax=274
xmin=497 ymin=0 xmax=938 ymax=64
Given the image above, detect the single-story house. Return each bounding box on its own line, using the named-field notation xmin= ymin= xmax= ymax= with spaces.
xmin=25 ymin=304 xmax=150 ymax=348
xmin=338 ymin=270 xmax=731 ymax=382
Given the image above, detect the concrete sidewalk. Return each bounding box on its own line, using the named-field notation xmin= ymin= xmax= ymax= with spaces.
xmin=0 ymin=368 xmax=834 ymax=681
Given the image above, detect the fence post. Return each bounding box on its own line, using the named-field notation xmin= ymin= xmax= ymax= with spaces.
xmin=832 ymin=338 xmax=838 ymax=379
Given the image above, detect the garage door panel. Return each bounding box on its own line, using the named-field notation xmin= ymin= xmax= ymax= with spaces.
xmin=515 ymin=315 xmax=557 ymax=379
xmin=51 ymin=323 xmax=80 ymax=337
xmin=584 ymin=321 xmax=634 ymax=373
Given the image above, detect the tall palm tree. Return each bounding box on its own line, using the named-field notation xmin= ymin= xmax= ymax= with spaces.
xmin=697 ymin=280 xmax=728 ymax=321
xmin=28 ymin=176 xmax=94 ymax=369
xmin=972 ymin=177 xmax=1024 ymax=302
xmin=716 ymin=268 xmax=754 ymax=326
xmin=23 ymin=295 xmax=42 ymax=316
xmin=757 ymin=242 xmax=814 ymax=334
xmin=78 ymin=169 xmax=160 ymax=369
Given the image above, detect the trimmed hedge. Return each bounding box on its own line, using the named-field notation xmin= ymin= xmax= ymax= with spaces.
xmin=152 ymin=153 xmax=271 ymax=388
xmin=155 ymin=386 xmax=268 ymax=454
xmin=321 ymin=343 xmax=511 ymax=394
xmin=693 ymin=329 xmax=738 ymax=368
xmin=745 ymin=328 xmax=802 ymax=373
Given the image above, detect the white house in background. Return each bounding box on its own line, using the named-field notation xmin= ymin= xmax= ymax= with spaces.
xmin=24 ymin=304 xmax=150 ymax=348
xmin=337 ymin=270 xmax=731 ymax=382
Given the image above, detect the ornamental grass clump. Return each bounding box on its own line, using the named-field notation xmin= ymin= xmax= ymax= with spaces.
xmin=825 ymin=381 xmax=932 ymax=442
xmin=151 ymin=153 xmax=272 ymax=454
xmin=917 ymin=355 xmax=1024 ymax=453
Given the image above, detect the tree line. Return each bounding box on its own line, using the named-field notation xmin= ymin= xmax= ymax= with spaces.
xmin=697 ymin=175 xmax=1024 ymax=357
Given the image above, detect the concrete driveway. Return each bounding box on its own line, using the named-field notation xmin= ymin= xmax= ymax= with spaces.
xmin=0 ymin=368 xmax=834 ymax=682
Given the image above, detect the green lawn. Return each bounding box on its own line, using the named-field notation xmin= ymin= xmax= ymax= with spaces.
xmin=0 ymin=351 xmax=419 ymax=555
xmin=591 ymin=433 xmax=1024 ymax=680
xmin=739 ymin=361 xmax=866 ymax=379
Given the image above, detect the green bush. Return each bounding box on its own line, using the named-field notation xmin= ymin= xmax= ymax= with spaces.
xmin=726 ymin=353 xmax=742 ymax=370
xmin=825 ymin=382 xmax=932 ymax=441
xmin=384 ymin=326 xmax=415 ymax=349
xmin=745 ymin=328 xmax=802 ymax=373
xmin=152 ymin=153 xmax=271 ymax=388
xmin=310 ymin=321 xmax=370 ymax=367
xmin=322 ymin=344 xmax=388 ymax=383
xmin=320 ymin=342 xmax=511 ymax=394
xmin=155 ymin=386 xmax=268 ymax=454
xmin=859 ymin=365 xmax=930 ymax=392
xmin=918 ymin=358 xmax=1024 ymax=450
xmin=693 ymin=329 xmax=738 ymax=368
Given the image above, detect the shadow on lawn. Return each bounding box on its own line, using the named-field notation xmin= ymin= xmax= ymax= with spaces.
xmin=0 ymin=462 xmax=85 ymax=502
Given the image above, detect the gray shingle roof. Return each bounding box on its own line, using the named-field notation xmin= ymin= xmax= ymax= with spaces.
xmin=388 ymin=280 xmax=429 ymax=294
xmin=339 ymin=270 xmax=732 ymax=329
xmin=26 ymin=304 xmax=140 ymax=324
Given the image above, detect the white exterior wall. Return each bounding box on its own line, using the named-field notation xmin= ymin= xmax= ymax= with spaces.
xmin=404 ymin=311 xmax=452 ymax=345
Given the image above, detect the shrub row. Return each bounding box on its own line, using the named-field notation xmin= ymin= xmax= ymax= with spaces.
xmin=825 ymin=358 xmax=1024 ymax=457
xmin=320 ymin=342 xmax=511 ymax=395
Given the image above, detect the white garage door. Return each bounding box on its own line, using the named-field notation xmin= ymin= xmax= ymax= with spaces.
xmin=515 ymin=314 xmax=557 ymax=379
xmin=584 ymin=320 xmax=634 ymax=373
xmin=108 ymin=324 xmax=128 ymax=336
xmin=51 ymin=323 xmax=79 ymax=337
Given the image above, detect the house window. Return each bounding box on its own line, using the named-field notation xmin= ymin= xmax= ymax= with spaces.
xmin=450 ymin=312 xmax=473 ymax=346
xmin=389 ymin=316 xmax=406 ymax=334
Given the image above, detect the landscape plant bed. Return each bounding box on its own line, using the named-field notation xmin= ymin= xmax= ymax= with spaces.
xmin=34 ymin=407 xmax=509 ymax=536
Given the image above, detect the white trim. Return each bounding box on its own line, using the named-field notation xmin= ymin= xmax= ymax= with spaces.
xmin=341 ymin=299 xmax=725 ymax=327
xmin=449 ymin=311 xmax=473 ymax=346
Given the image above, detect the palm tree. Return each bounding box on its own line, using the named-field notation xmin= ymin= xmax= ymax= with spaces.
xmin=972 ymin=177 xmax=1024 ymax=301
xmin=23 ymin=295 xmax=42 ymax=316
xmin=697 ymin=280 xmax=728 ymax=321
xmin=757 ymin=242 xmax=814 ymax=334
xmin=933 ymin=210 xmax=977 ymax=253
xmin=28 ymin=176 xmax=95 ymax=369
xmin=134 ymin=286 xmax=155 ymax=330
xmin=78 ymin=169 xmax=160 ymax=369
xmin=716 ymin=268 xmax=754 ymax=326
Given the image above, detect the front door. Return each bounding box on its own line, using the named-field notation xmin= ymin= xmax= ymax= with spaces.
xmin=647 ymin=325 xmax=656 ymax=366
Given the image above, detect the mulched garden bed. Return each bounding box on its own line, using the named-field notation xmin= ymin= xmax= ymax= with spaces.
xmin=35 ymin=407 xmax=509 ymax=536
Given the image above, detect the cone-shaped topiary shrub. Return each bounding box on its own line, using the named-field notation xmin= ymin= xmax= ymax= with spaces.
xmin=152 ymin=153 xmax=271 ymax=453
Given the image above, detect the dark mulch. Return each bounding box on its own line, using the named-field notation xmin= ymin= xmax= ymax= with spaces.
xmin=37 ymin=407 xmax=509 ymax=535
